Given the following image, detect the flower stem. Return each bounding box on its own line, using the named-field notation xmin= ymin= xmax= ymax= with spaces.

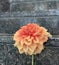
xmin=32 ymin=55 xmax=34 ymax=65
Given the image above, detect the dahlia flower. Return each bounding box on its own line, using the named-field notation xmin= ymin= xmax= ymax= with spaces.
xmin=13 ymin=23 xmax=52 ymax=55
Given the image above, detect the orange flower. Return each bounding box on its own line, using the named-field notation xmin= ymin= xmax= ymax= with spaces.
xmin=13 ymin=23 xmax=52 ymax=55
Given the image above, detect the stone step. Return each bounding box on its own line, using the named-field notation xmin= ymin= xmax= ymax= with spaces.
xmin=0 ymin=16 xmax=59 ymax=35
xmin=1 ymin=0 xmax=59 ymax=16
xmin=0 ymin=41 xmax=59 ymax=65
xmin=10 ymin=0 xmax=59 ymax=2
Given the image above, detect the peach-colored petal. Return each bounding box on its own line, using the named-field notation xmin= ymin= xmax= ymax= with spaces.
xmin=23 ymin=45 xmax=28 ymax=53
xmin=24 ymin=36 xmax=32 ymax=46
xmin=19 ymin=48 xmax=24 ymax=54
xmin=34 ymin=45 xmax=44 ymax=54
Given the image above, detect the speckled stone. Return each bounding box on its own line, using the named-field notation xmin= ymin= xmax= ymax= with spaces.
xmin=10 ymin=1 xmax=59 ymax=16
xmin=0 ymin=17 xmax=59 ymax=35
xmin=0 ymin=42 xmax=59 ymax=65
xmin=0 ymin=0 xmax=59 ymax=65
xmin=0 ymin=0 xmax=10 ymax=12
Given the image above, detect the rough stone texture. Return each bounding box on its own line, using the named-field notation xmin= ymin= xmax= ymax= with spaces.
xmin=0 ymin=1 xmax=59 ymax=17
xmin=10 ymin=0 xmax=59 ymax=2
xmin=0 ymin=0 xmax=10 ymax=12
xmin=0 ymin=17 xmax=59 ymax=35
xmin=0 ymin=0 xmax=59 ymax=65
xmin=0 ymin=40 xmax=59 ymax=65
xmin=10 ymin=1 xmax=59 ymax=16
